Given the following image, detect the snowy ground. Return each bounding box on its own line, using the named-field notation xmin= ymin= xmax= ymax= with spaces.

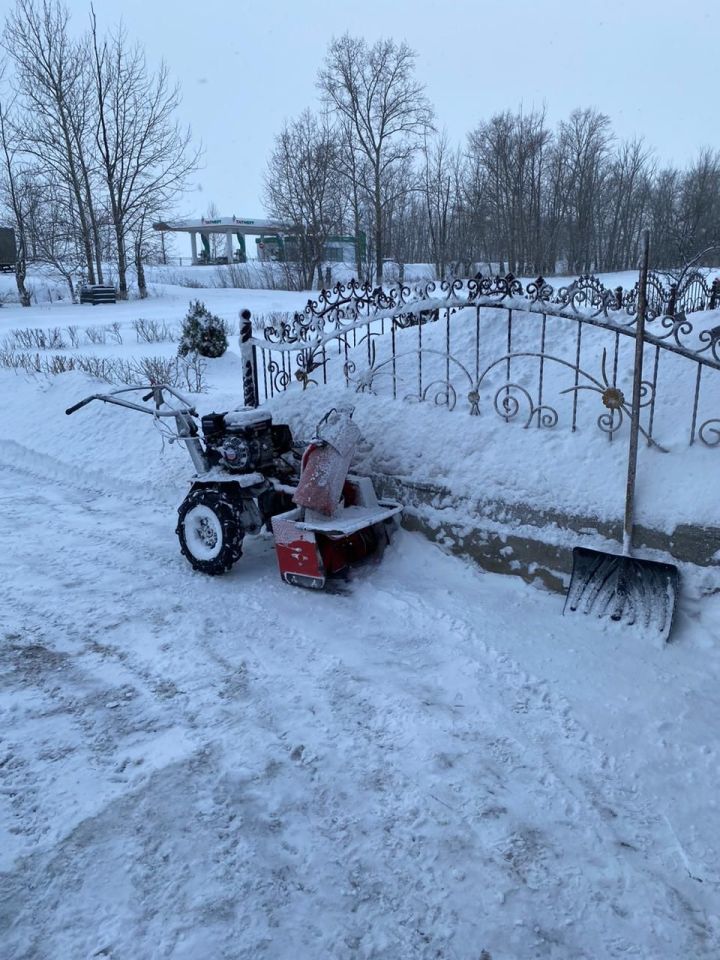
xmin=2 ymin=284 xmax=720 ymax=958
xmin=2 ymin=261 xmax=711 ymax=307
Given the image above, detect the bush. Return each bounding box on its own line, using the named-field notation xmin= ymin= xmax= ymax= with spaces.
xmin=177 ymin=300 xmax=228 ymax=358
xmin=133 ymin=317 xmax=176 ymax=343
xmin=0 ymin=349 xmax=208 ymax=392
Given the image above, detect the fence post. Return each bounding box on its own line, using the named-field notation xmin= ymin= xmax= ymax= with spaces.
xmin=711 ymin=278 xmax=720 ymax=310
xmin=240 ymin=308 xmax=259 ymax=408
xmin=667 ymin=283 xmax=677 ymax=318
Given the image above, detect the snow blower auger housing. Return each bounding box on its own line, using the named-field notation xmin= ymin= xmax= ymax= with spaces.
xmin=271 ymin=407 xmax=403 ymax=588
xmin=65 ymin=386 xmax=402 ymax=587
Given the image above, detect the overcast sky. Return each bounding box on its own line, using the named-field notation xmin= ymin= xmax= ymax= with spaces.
xmin=66 ymin=0 xmax=717 ymax=222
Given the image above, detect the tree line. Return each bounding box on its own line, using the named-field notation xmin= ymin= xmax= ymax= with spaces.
xmin=265 ymin=34 xmax=720 ymax=286
xmin=2 ymin=12 xmax=718 ymax=302
xmin=0 ymin=0 xmax=198 ymax=305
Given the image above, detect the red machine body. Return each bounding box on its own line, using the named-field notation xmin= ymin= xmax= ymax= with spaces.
xmin=272 ymin=474 xmax=401 ymax=588
xmin=272 ymin=408 xmax=402 ymax=588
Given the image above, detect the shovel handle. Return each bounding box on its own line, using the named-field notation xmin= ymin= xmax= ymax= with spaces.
xmin=623 ymin=229 xmax=650 ymax=555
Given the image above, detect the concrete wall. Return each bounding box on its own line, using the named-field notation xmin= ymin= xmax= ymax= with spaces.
xmin=372 ymin=473 xmax=720 ymax=593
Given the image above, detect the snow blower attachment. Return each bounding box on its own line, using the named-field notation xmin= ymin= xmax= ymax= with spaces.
xmin=563 ymin=230 xmax=679 ymax=642
xmin=272 ymin=407 xmax=403 ymax=588
xmin=65 ymin=387 xmax=402 ymax=588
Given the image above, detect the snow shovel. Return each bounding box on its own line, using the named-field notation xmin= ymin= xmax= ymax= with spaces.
xmin=563 ymin=230 xmax=679 ymax=642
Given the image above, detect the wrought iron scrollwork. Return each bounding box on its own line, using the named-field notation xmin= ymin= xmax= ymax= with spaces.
xmin=420 ymin=380 xmax=458 ymax=410
xmin=525 ymin=276 xmax=554 ymax=302
xmin=468 ymin=272 xmax=524 ymax=300
xmin=493 ymin=383 xmax=559 ymax=429
xmin=557 ymin=275 xmax=617 ymax=317
xmin=560 ymin=349 xmax=662 ymax=449
xmin=267 ymin=359 xmax=290 ymax=393
xmin=676 ymin=270 xmax=711 ymax=314
xmin=294 ymin=344 xmax=327 ymax=389
xmin=254 ymin=268 xmax=720 ymax=450
xmin=260 ymin=268 xmax=720 ymax=349
xmin=699 ymin=419 xmax=720 ymax=446
xmin=698 ymin=324 xmax=720 ymax=364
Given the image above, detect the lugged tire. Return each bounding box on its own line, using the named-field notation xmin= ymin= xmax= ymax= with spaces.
xmin=176 ymin=487 xmax=245 ymax=575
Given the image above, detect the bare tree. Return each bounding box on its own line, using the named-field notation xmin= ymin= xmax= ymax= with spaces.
xmin=674 ymin=149 xmax=720 ymax=263
xmin=459 ymin=147 xmax=495 ymax=272
xmin=264 ymin=109 xmax=342 ymax=289
xmin=467 ymin=108 xmax=552 ymax=274
xmin=69 ymin=42 xmax=107 ymax=282
xmin=0 ymin=86 xmax=31 ymax=305
xmin=541 ymin=138 xmax=572 ymax=274
xmin=133 ymin=209 xmax=150 ymax=298
xmin=376 ymin=161 xmax=416 ymax=273
xmin=420 ymin=130 xmax=452 ymax=277
xmin=332 ymin=116 xmax=371 ymax=281
xmin=90 ymin=9 xmax=200 ymax=298
xmin=647 ymin=168 xmax=681 ymax=268
xmin=556 ymin=108 xmax=613 ymax=273
xmin=599 ymin=138 xmax=651 ymax=271
xmin=4 ymin=0 xmax=103 ymax=283
xmin=319 ymin=35 xmax=433 ymax=284
xmin=29 ymin=177 xmax=87 ymax=298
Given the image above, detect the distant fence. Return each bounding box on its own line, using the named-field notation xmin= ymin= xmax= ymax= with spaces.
xmin=242 ymin=270 xmax=720 ymax=451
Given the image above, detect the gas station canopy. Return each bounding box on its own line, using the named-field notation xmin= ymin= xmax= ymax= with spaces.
xmin=152 ymin=216 xmax=293 ymax=264
xmin=152 ymin=216 xmax=363 ymax=266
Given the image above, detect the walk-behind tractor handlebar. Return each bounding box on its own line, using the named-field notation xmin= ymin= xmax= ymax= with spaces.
xmin=65 ymin=385 xmax=403 ymax=587
xmin=66 ymin=385 xmax=209 ymax=474
xmin=66 ymin=384 xmax=198 ymax=418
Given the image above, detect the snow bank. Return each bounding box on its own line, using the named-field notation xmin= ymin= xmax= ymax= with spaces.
xmin=261 ymin=305 xmax=720 ymax=538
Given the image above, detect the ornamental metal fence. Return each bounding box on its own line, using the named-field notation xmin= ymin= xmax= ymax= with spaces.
xmin=239 ymin=269 xmax=720 ymax=451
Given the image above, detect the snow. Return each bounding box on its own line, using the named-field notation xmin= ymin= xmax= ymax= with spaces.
xmin=224 ymin=409 xmax=272 ymax=428
xmin=181 ymin=503 xmax=224 ymax=560
xmin=295 ymin=503 xmax=402 ymax=534
xmin=294 ymin=408 xmax=361 ymax=516
xmin=1 ymin=280 xmax=720 ymax=957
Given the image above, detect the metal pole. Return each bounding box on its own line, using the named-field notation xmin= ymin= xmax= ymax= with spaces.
xmin=240 ymin=308 xmax=259 ymax=408
xmin=622 ymin=228 xmax=650 ymax=555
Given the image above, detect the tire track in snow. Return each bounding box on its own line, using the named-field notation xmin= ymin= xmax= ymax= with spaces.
xmin=0 ymin=445 xmax=205 ymax=871
xmin=277 ymin=573 xmax=720 ymax=956
xmin=0 ymin=437 xmax=181 ymax=509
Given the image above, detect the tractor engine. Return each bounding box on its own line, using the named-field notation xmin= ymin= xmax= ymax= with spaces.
xmin=200 ymin=409 xmax=291 ymax=473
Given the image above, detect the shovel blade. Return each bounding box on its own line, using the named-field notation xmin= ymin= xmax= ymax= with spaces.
xmin=564 ymin=547 xmax=679 ymax=643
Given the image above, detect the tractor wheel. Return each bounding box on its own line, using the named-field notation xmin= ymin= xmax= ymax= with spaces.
xmin=176 ymin=488 xmax=245 ymax=575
